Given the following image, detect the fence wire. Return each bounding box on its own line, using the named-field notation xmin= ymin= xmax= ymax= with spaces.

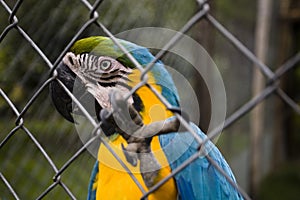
xmin=0 ymin=0 xmax=299 ymax=199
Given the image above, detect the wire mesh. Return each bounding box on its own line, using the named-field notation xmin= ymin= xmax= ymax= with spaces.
xmin=0 ymin=0 xmax=299 ymax=199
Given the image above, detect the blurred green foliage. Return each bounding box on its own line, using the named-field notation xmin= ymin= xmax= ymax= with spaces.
xmin=259 ymin=162 xmax=300 ymax=200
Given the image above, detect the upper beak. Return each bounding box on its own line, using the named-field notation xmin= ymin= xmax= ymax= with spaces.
xmin=50 ymin=62 xmax=76 ymax=123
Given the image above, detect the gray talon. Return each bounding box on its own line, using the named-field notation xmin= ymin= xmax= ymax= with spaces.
xmin=121 ymin=143 xmax=138 ymax=166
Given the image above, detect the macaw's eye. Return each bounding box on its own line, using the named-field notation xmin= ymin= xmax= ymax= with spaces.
xmin=100 ymin=60 xmax=112 ymax=71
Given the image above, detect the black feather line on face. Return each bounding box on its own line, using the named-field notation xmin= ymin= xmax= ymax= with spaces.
xmin=97 ymin=81 xmax=117 ymax=87
xmin=98 ymin=74 xmax=123 ymax=81
xmin=109 ymin=69 xmax=119 ymax=74
xmin=92 ymin=72 xmax=131 ymax=82
xmin=92 ymin=56 xmax=98 ymax=70
xmin=96 ymin=80 xmax=132 ymax=88
xmin=100 ymin=69 xmax=130 ymax=77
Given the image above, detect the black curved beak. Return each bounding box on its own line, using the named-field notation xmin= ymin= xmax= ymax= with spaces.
xmin=50 ymin=62 xmax=102 ymax=123
xmin=50 ymin=62 xmax=77 ymax=123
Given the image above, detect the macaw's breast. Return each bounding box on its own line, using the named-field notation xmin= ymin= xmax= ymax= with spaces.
xmin=96 ymin=78 xmax=177 ymax=200
xmin=97 ymin=136 xmax=177 ymax=200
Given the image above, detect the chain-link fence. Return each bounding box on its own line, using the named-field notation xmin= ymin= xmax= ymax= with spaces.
xmin=1 ymin=0 xmax=299 ymax=199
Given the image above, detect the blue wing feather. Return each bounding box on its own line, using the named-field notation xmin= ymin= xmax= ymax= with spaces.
xmin=87 ymin=161 xmax=98 ymax=200
xmin=159 ymin=122 xmax=243 ymax=200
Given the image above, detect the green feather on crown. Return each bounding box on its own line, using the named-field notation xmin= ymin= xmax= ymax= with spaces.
xmin=70 ymin=36 xmax=139 ymax=69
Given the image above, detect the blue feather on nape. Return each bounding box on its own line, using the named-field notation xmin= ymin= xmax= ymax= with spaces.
xmin=116 ymin=39 xmax=180 ymax=101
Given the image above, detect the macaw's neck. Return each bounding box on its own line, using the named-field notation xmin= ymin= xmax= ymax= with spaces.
xmin=128 ymin=69 xmax=174 ymax=124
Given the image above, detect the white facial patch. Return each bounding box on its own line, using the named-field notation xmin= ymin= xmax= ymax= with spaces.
xmin=63 ymin=52 xmax=133 ymax=110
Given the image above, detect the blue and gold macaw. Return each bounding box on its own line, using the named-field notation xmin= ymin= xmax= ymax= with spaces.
xmin=50 ymin=36 xmax=243 ymax=200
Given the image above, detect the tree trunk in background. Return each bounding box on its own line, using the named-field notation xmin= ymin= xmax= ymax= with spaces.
xmin=278 ymin=0 xmax=300 ymax=161
xmin=272 ymin=0 xmax=292 ymax=170
xmin=193 ymin=19 xmax=215 ymax=133
xmin=250 ymin=0 xmax=272 ymax=197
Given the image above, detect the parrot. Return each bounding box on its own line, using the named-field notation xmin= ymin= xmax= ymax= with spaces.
xmin=50 ymin=36 xmax=243 ymax=200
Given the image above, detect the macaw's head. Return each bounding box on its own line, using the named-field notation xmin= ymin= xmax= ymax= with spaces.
xmin=50 ymin=36 xmax=179 ymax=127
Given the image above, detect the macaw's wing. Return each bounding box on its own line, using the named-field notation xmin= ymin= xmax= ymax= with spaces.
xmin=159 ymin=122 xmax=243 ymax=200
xmin=87 ymin=161 xmax=99 ymax=200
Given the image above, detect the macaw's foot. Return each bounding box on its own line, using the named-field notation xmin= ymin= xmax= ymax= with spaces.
xmin=121 ymin=141 xmax=161 ymax=188
xmin=139 ymin=152 xmax=161 ymax=188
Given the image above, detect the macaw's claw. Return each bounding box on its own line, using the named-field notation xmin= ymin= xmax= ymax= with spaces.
xmin=121 ymin=143 xmax=138 ymax=167
xmin=139 ymin=152 xmax=160 ymax=188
